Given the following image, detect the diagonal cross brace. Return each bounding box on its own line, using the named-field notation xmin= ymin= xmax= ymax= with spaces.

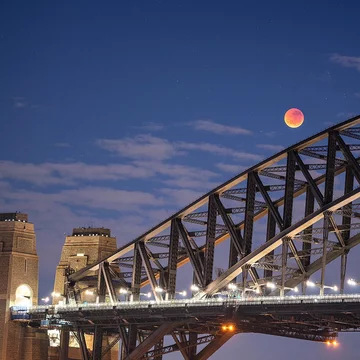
xmin=176 ymin=218 xmax=204 ymax=286
xmin=253 ymin=172 xmax=284 ymax=229
xmin=213 ymin=194 xmax=244 ymax=255
xmin=336 ymin=132 xmax=360 ymax=183
xmin=138 ymin=241 xmax=163 ymax=302
xmin=124 ymin=323 xmax=177 ymax=360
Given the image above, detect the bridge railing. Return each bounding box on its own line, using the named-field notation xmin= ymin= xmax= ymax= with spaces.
xmin=10 ymin=293 xmax=360 ymax=316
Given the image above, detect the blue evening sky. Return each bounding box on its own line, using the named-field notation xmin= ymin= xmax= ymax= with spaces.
xmin=1 ymin=0 xmax=360 ymax=358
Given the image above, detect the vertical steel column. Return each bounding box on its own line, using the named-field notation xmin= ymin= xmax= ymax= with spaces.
xmin=97 ymin=264 xmax=106 ymax=303
xmin=154 ymin=338 xmax=164 ymax=360
xmin=280 ymin=237 xmax=288 ymax=297
xmin=77 ymin=329 xmax=89 ymax=360
xmin=131 ymin=243 xmax=142 ymax=301
xmin=128 ymin=325 xmax=138 ymax=356
xmin=340 ymin=167 xmax=354 ymax=293
xmin=204 ymin=195 xmax=217 ymax=286
xmin=281 ymin=152 xmax=296 ymax=296
xmin=92 ymin=326 xmax=103 ymax=360
xmin=243 ymin=172 xmax=256 ymax=256
xmin=302 ymin=189 xmax=314 ymax=265
xmin=59 ymin=330 xmax=69 ymax=360
xmin=319 ymin=133 xmax=337 ymax=295
xmin=166 ymin=219 xmax=179 ymax=299
xmin=188 ymin=332 xmax=198 ymax=358
xmin=324 ymin=132 xmax=337 ymax=204
xmin=320 ymin=212 xmax=331 ymax=296
xmin=340 ymin=253 xmax=348 ymax=295
xmin=264 ymin=214 xmax=276 ymax=294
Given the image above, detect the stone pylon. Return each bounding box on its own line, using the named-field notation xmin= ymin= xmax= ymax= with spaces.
xmin=0 ymin=212 xmax=48 ymax=360
xmin=53 ymin=227 xmax=118 ymax=359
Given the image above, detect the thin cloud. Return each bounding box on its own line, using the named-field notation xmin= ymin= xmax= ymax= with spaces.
xmin=177 ymin=142 xmax=262 ymax=161
xmin=96 ymin=135 xmax=179 ymax=160
xmin=133 ymin=122 xmax=164 ymax=131
xmin=192 ymin=120 xmax=252 ymax=135
xmin=216 ymin=163 xmax=247 ymax=174
xmin=0 ymin=161 xmax=154 ymax=186
xmin=330 ymin=54 xmax=360 ymax=72
xmin=256 ymin=144 xmax=284 ymax=152
xmin=4 ymin=186 xmax=164 ymax=212
xmin=354 ymin=93 xmax=360 ymax=98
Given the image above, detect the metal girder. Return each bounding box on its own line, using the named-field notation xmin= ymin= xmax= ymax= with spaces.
xmin=154 ymin=338 xmax=164 ymax=360
xmin=335 ymin=132 xmax=360 ymax=183
xmin=138 ymin=241 xmax=162 ymax=302
xmin=204 ymin=195 xmax=217 ymax=286
xmin=166 ymin=219 xmax=179 ymax=299
xmin=97 ymin=266 xmax=106 ymax=304
xmin=176 ymin=218 xmax=204 ymax=286
xmin=213 ymin=194 xmax=244 ymax=255
xmin=92 ymin=326 xmax=103 ymax=360
xmin=59 ymin=330 xmax=69 ymax=360
xmin=124 ymin=323 xmax=176 ymax=360
xmin=193 ymin=333 xmax=234 ymax=360
xmin=171 ymin=333 xmax=189 ymax=360
xmin=243 ymin=172 xmax=256 ymax=256
xmin=293 ymin=151 xmax=324 ymax=205
xmin=324 ymin=132 xmax=337 ymax=204
xmin=131 ymin=243 xmax=142 ymax=301
xmin=77 ymin=329 xmax=89 ymax=360
xmin=188 ymin=332 xmax=198 ymax=357
xmin=199 ymin=187 xmax=360 ymax=297
xmin=102 ymin=335 xmax=121 ymax=358
xmin=264 ymin=213 xmax=276 ymax=287
xmin=254 ymin=172 xmax=283 ymax=229
xmin=101 ymin=262 xmax=117 ymax=304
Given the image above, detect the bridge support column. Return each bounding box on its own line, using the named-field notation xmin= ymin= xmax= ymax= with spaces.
xmin=59 ymin=330 xmax=69 ymax=360
xmin=92 ymin=326 xmax=103 ymax=360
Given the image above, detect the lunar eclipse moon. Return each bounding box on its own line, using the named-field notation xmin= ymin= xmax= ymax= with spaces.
xmin=284 ymin=108 xmax=304 ymax=128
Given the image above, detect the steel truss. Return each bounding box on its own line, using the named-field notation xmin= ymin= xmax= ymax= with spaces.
xmin=64 ymin=115 xmax=360 ymax=359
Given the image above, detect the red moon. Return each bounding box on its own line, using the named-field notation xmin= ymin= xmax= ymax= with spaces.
xmin=284 ymin=108 xmax=304 ymax=128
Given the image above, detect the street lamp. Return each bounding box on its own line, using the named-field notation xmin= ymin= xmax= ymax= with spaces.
xmin=347 ymin=278 xmax=360 ymax=286
xmin=266 ymin=282 xmax=299 ymax=293
xmin=190 ymin=284 xmax=200 ymax=292
xmin=306 ymin=280 xmax=338 ymax=292
xmin=41 ymin=297 xmax=50 ymax=303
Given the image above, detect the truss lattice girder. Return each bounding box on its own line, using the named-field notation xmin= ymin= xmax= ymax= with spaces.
xmin=69 ymin=115 xmax=360 ymax=282
xmin=198 ymin=187 xmax=360 ymax=297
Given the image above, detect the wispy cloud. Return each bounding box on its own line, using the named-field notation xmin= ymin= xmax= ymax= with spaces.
xmin=330 ymin=54 xmax=360 ymax=72
xmin=12 ymin=97 xmax=42 ymax=109
xmin=216 ymin=163 xmax=247 ymax=174
xmin=97 ymin=135 xmax=180 ymax=160
xmin=336 ymin=112 xmax=356 ymax=118
xmin=177 ymin=142 xmax=262 ymax=161
xmin=256 ymin=144 xmax=284 ymax=152
xmin=98 ymin=134 xmax=263 ymax=162
xmin=192 ymin=120 xmax=252 ymax=135
xmin=133 ymin=122 xmax=164 ymax=131
xmin=0 ymin=161 xmax=154 ymax=186
xmin=354 ymin=93 xmax=360 ymax=98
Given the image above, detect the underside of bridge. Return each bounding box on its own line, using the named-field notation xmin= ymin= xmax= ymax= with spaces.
xmin=59 ymin=115 xmax=360 ymax=359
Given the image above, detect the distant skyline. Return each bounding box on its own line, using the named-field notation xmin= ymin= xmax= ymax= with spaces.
xmin=1 ymin=1 xmax=360 ymax=358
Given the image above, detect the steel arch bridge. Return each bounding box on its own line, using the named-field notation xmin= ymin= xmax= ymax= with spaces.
xmin=63 ymin=115 xmax=360 ymax=359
